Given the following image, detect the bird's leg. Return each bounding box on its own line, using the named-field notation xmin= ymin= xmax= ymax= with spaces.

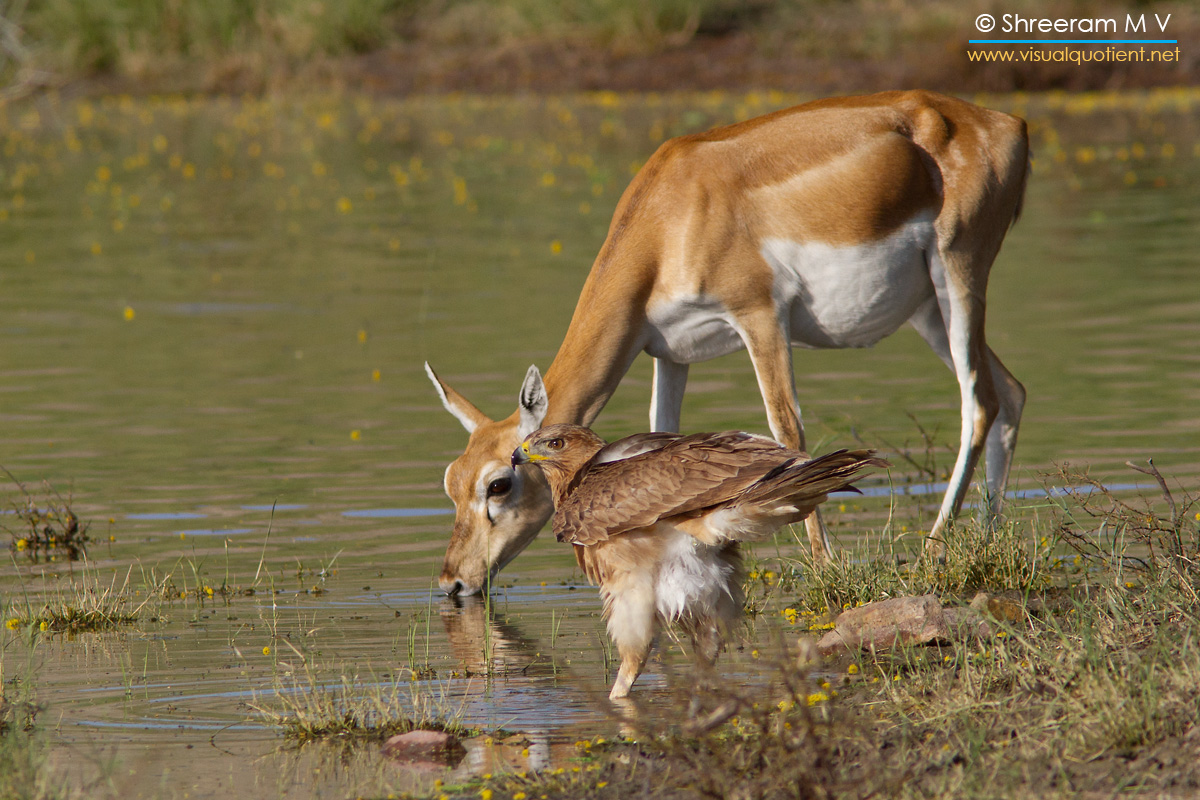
xmin=610 ymin=645 xmax=651 ymax=700
xmin=603 ymin=573 xmax=657 ymax=700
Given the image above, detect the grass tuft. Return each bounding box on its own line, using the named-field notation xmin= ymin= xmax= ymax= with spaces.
xmin=248 ymin=641 xmax=469 ymax=744
xmin=7 ymin=566 xmax=149 ymax=634
xmin=3 ymin=472 xmax=92 ymax=564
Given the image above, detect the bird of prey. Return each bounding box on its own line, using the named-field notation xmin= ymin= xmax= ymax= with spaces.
xmin=512 ymin=423 xmax=888 ymax=699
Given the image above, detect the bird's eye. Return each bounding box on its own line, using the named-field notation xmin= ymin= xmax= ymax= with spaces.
xmin=487 ymin=477 xmax=512 ymax=497
xmin=547 ymin=438 xmax=564 ymax=450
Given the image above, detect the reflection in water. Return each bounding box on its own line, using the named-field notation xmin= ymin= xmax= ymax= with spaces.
xmin=438 ymin=594 xmax=556 ymax=678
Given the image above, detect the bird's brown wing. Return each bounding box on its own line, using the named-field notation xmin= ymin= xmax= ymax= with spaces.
xmin=553 ymin=431 xmax=799 ymax=546
xmin=672 ymin=449 xmax=890 ymax=544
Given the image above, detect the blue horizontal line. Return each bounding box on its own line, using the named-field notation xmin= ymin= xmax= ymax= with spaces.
xmin=969 ymin=38 xmax=1176 ymax=43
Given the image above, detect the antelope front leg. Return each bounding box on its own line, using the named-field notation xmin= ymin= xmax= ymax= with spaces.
xmin=738 ymin=308 xmax=834 ymax=562
xmin=650 ymin=357 xmax=689 ymax=433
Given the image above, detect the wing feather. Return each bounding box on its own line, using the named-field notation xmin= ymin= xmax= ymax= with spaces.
xmin=553 ymin=431 xmax=806 ymax=546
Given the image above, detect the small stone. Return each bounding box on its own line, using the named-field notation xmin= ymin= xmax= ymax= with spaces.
xmin=817 ymin=594 xmax=993 ymax=654
xmin=970 ymin=591 xmax=1026 ymax=624
xmin=383 ymin=729 xmax=466 ymax=766
xmin=817 ymin=594 xmax=945 ymax=654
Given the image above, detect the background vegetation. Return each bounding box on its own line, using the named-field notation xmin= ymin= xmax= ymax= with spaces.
xmin=1 ymin=0 xmax=1195 ymax=97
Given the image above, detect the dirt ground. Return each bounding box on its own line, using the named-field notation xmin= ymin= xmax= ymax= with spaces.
xmin=333 ymin=35 xmax=1197 ymax=95
xmin=71 ymin=29 xmax=1198 ymax=99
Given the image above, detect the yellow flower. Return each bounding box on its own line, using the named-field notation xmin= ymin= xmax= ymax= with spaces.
xmin=350 ymin=429 xmax=362 ymax=441
xmin=806 ymin=691 xmax=828 ymax=705
xmin=480 ymin=790 xmax=493 ymax=800
xmin=204 ymin=586 xmax=214 ymax=597
xmin=337 ymin=197 xmax=353 ymax=214
xmin=847 ymin=663 xmax=859 ymax=675
xmin=550 ymin=240 xmax=563 ymax=254
xmin=371 ymin=369 xmax=381 ymax=382
xmin=5 ymin=618 xmax=19 ymax=630
xmin=782 ymin=607 xmax=798 ymax=624
xmin=15 ymin=538 xmax=28 ymax=550
xmin=123 ymin=306 xmax=135 ymax=321
xmin=262 ymin=646 xmax=271 ymax=656
xmin=39 ymin=621 xmax=49 ymax=632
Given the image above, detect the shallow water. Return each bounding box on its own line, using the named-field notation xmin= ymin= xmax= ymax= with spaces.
xmin=1 ymin=89 xmax=1198 ymax=798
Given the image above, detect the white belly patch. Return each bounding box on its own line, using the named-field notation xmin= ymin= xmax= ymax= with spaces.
xmin=762 ymin=216 xmax=937 ymax=349
xmin=643 ymin=215 xmax=938 ymax=362
xmin=644 ymin=294 xmax=744 ymax=363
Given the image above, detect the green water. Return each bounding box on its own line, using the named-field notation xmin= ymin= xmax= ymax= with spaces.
xmin=1 ymin=89 xmax=1198 ymax=798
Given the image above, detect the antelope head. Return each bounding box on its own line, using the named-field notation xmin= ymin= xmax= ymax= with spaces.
xmin=426 ymin=363 xmax=555 ymax=596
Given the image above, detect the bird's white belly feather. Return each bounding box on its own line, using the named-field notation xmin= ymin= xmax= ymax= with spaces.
xmin=654 ymin=529 xmax=736 ymax=621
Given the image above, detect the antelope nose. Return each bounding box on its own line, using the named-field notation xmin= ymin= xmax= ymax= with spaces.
xmin=443 ymin=579 xmax=465 ymax=597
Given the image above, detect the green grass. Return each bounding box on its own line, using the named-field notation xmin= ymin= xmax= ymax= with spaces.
xmin=248 ymin=639 xmax=469 ymax=743
xmin=2 ymin=0 xmax=1191 ymax=95
xmin=5 ymin=565 xmax=150 ymax=634
xmin=0 ymin=729 xmax=75 ymax=800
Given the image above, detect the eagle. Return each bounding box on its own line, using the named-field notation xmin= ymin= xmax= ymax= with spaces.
xmin=511 ymin=423 xmax=888 ymax=699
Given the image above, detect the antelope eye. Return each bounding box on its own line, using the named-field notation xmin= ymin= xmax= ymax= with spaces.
xmin=546 ymin=438 xmax=564 ymax=450
xmin=487 ymin=477 xmax=512 ymax=497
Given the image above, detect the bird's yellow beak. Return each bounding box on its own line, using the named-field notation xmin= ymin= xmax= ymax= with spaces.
xmin=512 ymin=440 xmax=546 ymax=466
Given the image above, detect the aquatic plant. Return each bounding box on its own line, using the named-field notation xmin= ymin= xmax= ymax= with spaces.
xmin=249 ymin=640 xmax=468 ymax=744
xmin=3 ymin=472 xmax=92 ymax=564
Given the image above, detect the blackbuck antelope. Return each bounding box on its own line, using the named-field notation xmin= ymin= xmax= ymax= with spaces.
xmin=427 ymin=90 xmax=1028 ymax=596
xmin=513 ymin=423 xmax=887 ymax=698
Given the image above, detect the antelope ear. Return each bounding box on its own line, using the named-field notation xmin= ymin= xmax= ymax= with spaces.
xmin=517 ymin=365 xmax=548 ymax=439
xmin=426 ymin=362 xmax=492 ymax=434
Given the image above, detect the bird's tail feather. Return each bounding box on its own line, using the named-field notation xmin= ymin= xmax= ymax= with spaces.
xmin=740 ymin=449 xmax=890 ymax=507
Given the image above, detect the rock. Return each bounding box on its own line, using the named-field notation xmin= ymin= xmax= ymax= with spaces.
xmin=942 ymin=606 xmax=993 ymax=639
xmin=383 ymin=729 xmax=466 ymax=766
xmin=816 ymin=594 xmax=943 ymax=654
xmin=969 ymin=591 xmax=1027 ymax=624
xmin=816 ymin=594 xmax=992 ymax=655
